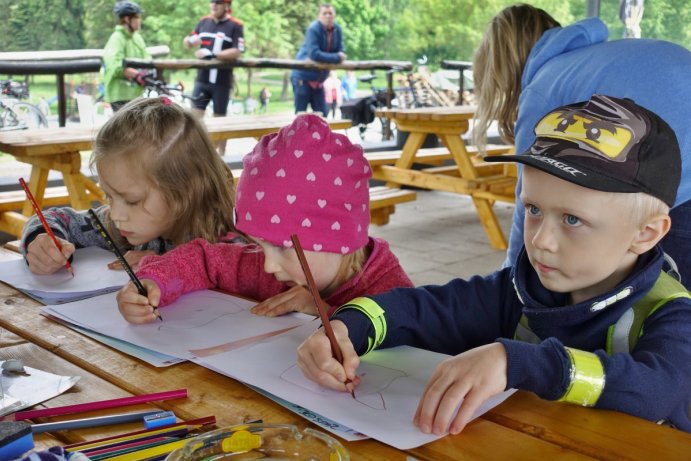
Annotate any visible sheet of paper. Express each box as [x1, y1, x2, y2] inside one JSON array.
[[246, 384, 369, 442], [44, 314, 185, 367], [0, 247, 128, 304], [44, 290, 313, 360], [196, 323, 516, 450], [0, 361, 80, 417]]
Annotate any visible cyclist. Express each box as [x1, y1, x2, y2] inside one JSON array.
[[103, 1, 151, 112], [183, 0, 245, 155]]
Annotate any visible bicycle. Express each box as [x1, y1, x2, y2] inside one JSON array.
[[0, 78, 49, 130], [140, 72, 195, 109]]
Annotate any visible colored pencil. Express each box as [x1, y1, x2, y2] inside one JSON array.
[[31, 409, 162, 434], [19, 177, 74, 277], [64, 416, 215, 451], [101, 437, 190, 461], [15, 388, 188, 421], [290, 234, 355, 398], [87, 208, 162, 321]]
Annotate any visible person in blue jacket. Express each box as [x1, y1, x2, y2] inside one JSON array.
[[297, 95, 691, 436], [471, 4, 691, 288], [291, 4, 347, 116]]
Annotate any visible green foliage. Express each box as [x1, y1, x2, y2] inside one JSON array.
[[7, 0, 85, 51], [332, 0, 388, 60]]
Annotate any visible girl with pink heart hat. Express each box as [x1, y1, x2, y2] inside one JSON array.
[[117, 114, 412, 323]]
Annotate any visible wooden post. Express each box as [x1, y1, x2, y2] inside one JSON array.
[[57, 73, 66, 127]]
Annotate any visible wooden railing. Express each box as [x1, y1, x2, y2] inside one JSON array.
[[125, 57, 413, 108], [0, 47, 170, 127]]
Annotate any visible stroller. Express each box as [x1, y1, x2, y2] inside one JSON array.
[[339, 74, 389, 140]]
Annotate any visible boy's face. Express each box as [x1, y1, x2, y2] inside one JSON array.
[[254, 239, 343, 292], [521, 167, 641, 304], [99, 160, 171, 246]]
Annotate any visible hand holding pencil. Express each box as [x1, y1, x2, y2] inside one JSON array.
[[116, 279, 164, 324], [291, 234, 359, 396], [297, 319, 361, 393], [19, 178, 75, 276]]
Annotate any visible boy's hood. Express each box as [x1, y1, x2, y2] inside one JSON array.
[[522, 17, 609, 89]]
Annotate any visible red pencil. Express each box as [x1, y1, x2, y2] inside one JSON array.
[[19, 177, 74, 277], [291, 234, 355, 398]]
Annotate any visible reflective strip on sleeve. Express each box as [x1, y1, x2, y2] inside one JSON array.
[[558, 347, 605, 407], [334, 297, 387, 355]]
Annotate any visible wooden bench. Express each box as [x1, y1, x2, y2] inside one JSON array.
[[0, 186, 103, 213], [368, 186, 416, 225], [366, 144, 513, 180], [231, 170, 415, 226]]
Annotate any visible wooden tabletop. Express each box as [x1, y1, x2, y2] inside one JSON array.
[[0, 114, 352, 157], [1, 247, 689, 459], [376, 105, 476, 122]]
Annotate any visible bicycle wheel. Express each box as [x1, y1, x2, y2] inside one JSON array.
[[10, 102, 49, 128], [0, 102, 20, 129]]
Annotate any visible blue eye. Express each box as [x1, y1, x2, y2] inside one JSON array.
[[525, 204, 541, 217], [564, 214, 582, 227]]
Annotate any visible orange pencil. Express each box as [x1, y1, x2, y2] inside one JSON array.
[[19, 177, 74, 277], [291, 233, 355, 398]]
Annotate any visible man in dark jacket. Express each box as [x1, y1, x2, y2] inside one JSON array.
[[291, 4, 346, 116]]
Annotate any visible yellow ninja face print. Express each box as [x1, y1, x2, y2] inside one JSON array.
[[484, 94, 681, 207], [534, 101, 646, 162]]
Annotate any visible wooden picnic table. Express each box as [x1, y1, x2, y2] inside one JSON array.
[[375, 105, 515, 249], [1, 246, 689, 459], [0, 115, 350, 238]]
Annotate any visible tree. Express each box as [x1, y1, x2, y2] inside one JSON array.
[[7, 0, 85, 51], [332, 0, 389, 60]]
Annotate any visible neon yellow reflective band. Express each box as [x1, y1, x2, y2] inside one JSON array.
[[334, 297, 387, 355], [558, 347, 605, 407]]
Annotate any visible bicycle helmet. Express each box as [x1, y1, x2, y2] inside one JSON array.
[[113, 1, 142, 18]]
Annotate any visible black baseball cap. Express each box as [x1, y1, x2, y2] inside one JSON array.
[[485, 94, 681, 207]]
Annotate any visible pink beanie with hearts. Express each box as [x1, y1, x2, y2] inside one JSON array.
[[235, 114, 371, 254]]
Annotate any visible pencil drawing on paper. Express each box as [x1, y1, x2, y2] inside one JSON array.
[[280, 362, 408, 410], [157, 294, 245, 331]]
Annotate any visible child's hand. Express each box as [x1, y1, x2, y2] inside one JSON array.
[[414, 342, 507, 436], [116, 279, 162, 324], [107, 250, 156, 271], [25, 234, 75, 275], [297, 320, 360, 392], [251, 285, 318, 317]]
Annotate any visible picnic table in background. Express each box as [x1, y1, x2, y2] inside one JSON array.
[[0, 115, 350, 238], [374, 105, 515, 249]]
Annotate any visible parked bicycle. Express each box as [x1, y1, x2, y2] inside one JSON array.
[[0, 78, 49, 130], [140, 72, 195, 108]]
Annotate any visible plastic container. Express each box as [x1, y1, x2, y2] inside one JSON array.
[[165, 423, 349, 460]]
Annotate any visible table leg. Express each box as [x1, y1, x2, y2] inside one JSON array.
[[22, 166, 49, 216], [442, 134, 508, 250], [60, 152, 92, 210], [84, 176, 106, 202], [387, 131, 427, 188]]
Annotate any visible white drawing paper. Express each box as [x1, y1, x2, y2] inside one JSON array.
[[196, 322, 516, 450], [43, 290, 313, 360], [0, 361, 80, 416], [0, 247, 128, 304]]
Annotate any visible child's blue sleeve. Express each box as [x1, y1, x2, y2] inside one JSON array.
[[20, 205, 111, 256], [334, 268, 520, 355]]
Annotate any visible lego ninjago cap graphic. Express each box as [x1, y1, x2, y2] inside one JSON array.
[[485, 94, 681, 207]]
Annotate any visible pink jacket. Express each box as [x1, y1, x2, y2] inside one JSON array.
[[136, 235, 413, 316]]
